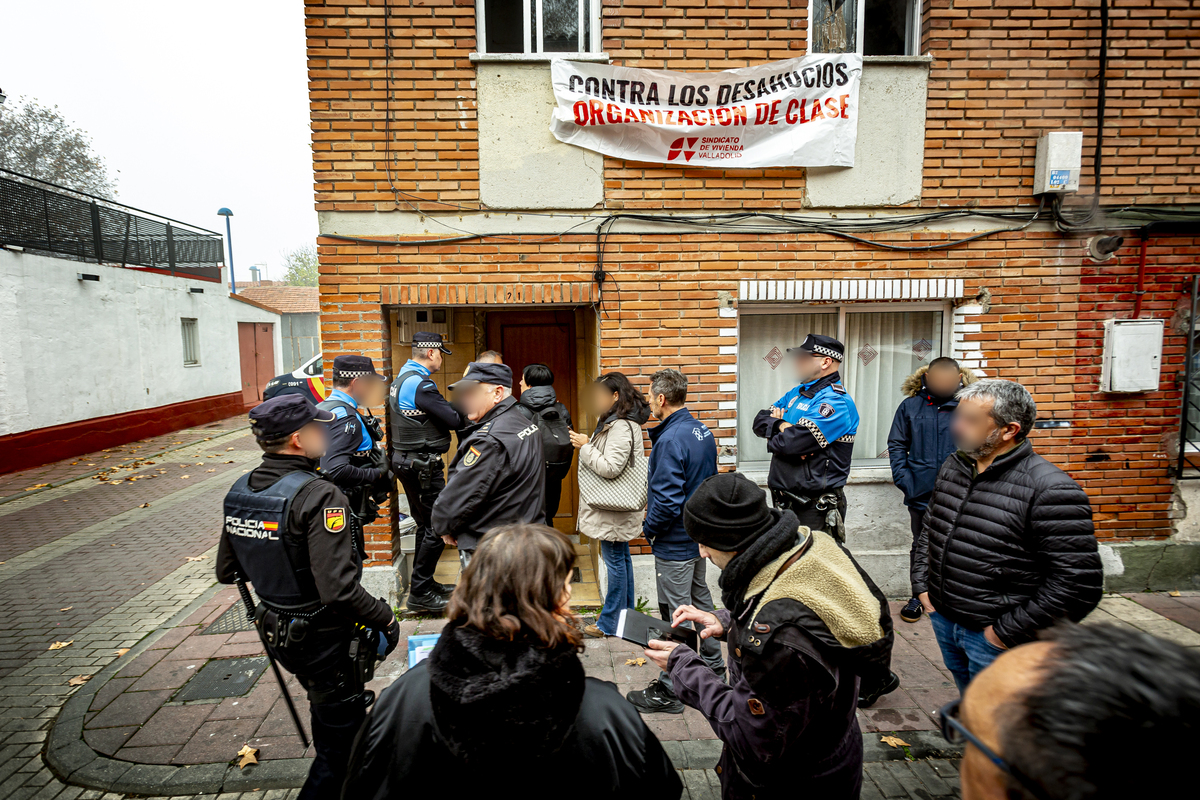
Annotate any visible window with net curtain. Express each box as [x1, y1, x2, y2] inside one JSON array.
[[737, 308, 944, 465]]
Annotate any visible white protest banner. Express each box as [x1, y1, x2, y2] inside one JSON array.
[[549, 54, 862, 169]]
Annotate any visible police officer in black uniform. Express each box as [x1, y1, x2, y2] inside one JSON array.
[[431, 362, 545, 569], [217, 395, 400, 800], [388, 333, 464, 613], [316, 355, 392, 557], [752, 334, 861, 542]]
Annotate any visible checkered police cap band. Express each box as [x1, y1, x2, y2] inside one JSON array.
[[335, 369, 373, 378], [811, 344, 843, 361], [413, 341, 441, 349]]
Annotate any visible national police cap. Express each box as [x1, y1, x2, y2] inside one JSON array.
[[449, 361, 513, 390], [332, 354, 386, 381], [788, 333, 845, 362], [413, 331, 452, 355], [249, 394, 335, 438]]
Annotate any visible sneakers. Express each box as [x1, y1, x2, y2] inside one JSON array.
[[858, 671, 901, 709], [900, 597, 924, 623], [405, 591, 448, 614], [626, 679, 685, 714]]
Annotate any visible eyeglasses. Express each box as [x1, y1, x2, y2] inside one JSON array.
[[937, 699, 1054, 800]]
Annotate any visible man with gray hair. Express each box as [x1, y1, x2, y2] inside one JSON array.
[[912, 378, 1102, 693], [626, 368, 724, 714]]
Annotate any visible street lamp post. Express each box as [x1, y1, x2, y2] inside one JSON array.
[[217, 208, 235, 294]]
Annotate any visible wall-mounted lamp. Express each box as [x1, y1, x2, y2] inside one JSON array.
[[77, 273, 100, 282]]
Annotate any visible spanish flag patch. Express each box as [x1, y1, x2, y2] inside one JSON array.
[[463, 446, 482, 467], [323, 508, 346, 533]]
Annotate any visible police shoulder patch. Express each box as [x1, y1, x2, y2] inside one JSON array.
[[819, 402, 835, 418], [463, 446, 482, 467], [323, 508, 346, 533]]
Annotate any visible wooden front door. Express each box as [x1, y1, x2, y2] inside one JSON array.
[[238, 322, 275, 406], [486, 310, 578, 530]]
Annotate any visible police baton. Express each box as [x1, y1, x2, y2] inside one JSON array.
[[235, 576, 311, 749]]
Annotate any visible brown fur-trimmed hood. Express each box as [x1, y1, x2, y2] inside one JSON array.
[[900, 364, 978, 398]]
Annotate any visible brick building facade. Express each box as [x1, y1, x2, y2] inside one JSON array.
[[305, 0, 1200, 598]]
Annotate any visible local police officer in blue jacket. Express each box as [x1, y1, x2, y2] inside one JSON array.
[[217, 395, 400, 800], [316, 355, 392, 558], [753, 334, 859, 542], [626, 369, 724, 714], [388, 333, 464, 614]]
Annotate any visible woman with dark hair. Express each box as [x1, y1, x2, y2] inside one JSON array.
[[569, 372, 652, 638], [343, 524, 680, 798]]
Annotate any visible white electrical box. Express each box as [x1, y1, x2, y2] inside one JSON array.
[[1033, 131, 1083, 194], [1099, 319, 1163, 393], [395, 308, 455, 344]]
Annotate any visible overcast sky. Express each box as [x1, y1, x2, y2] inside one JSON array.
[[0, 0, 315, 281]]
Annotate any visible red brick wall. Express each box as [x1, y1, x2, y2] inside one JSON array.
[[306, 0, 1200, 211], [321, 230, 1200, 563]]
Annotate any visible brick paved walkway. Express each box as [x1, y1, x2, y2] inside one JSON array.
[[1, 422, 1198, 800]]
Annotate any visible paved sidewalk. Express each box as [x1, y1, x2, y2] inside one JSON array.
[[1, 423, 1198, 800]]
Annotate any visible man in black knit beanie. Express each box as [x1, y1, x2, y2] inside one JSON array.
[[641, 472, 897, 800]]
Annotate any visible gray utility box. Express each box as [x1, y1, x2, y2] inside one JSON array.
[[1099, 319, 1163, 393], [1033, 131, 1083, 194]]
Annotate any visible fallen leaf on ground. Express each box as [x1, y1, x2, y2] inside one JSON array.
[[140, 503, 150, 508], [115, 648, 130, 657], [24, 483, 50, 491], [144, 461, 155, 465], [59, 606, 73, 612], [195, 463, 204, 466], [181, 475, 190, 479], [206, 469, 216, 473], [48, 640, 73, 651], [625, 658, 647, 667], [880, 736, 911, 749], [186, 555, 207, 562], [236, 744, 259, 769], [1169, 590, 1181, 597], [68, 675, 91, 687], [227, 447, 235, 451], [225, 460, 235, 464]]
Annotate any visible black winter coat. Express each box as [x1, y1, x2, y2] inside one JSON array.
[[343, 622, 681, 799], [887, 368, 973, 510], [912, 440, 1103, 646], [430, 396, 546, 550]]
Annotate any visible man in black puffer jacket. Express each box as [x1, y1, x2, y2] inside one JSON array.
[[912, 379, 1102, 693]]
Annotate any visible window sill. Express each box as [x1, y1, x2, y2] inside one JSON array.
[[184, 363, 202, 368], [862, 55, 934, 66], [469, 52, 611, 64]]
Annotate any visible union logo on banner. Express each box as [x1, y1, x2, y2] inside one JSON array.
[[764, 346, 784, 370]]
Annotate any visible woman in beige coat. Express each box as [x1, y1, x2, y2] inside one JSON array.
[[569, 373, 651, 638]]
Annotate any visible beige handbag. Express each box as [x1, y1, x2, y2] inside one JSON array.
[[578, 424, 648, 512]]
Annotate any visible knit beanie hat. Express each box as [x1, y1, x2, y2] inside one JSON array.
[[683, 472, 780, 552]]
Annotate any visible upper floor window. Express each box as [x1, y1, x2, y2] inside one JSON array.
[[810, 0, 922, 56], [477, 0, 602, 56], [737, 302, 950, 468], [181, 318, 200, 366]]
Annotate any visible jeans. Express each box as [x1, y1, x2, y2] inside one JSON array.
[[596, 540, 635, 636], [929, 611, 1006, 694], [908, 506, 925, 599], [393, 453, 446, 596], [654, 556, 725, 694]]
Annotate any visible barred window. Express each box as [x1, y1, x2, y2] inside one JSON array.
[[181, 318, 200, 366], [477, 0, 601, 55], [810, 0, 923, 56]]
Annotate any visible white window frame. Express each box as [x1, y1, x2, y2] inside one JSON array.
[[181, 317, 200, 367], [474, 0, 602, 59], [736, 300, 953, 472], [806, 0, 923, 56]]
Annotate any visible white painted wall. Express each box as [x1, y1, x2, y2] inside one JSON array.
[[0, 249, 281, 436]]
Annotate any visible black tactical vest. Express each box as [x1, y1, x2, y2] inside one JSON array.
[[223, 470, 322, 611], [388, 368, 452, 454]]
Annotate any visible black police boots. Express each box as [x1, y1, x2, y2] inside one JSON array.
[[433, 582, 456, 597], [405, 590, 448, 614]]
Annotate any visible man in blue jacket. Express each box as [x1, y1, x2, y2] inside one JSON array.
[[627, 368, 723, 714], [887, 356, 973, 623]]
